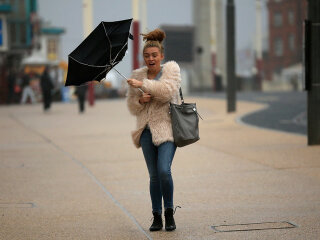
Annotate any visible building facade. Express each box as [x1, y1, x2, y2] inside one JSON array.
[[264, 0, 308, 81], [0, 0, 64, 104]]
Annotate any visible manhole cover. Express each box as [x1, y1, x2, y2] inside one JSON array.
[[212, 221, 297, 232], [0, 203, 35, 208]]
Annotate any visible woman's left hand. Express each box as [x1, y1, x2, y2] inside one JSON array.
[[127, 78, 143, 88]]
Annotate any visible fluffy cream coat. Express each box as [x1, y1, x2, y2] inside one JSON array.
[[127, 61, 181, 148]]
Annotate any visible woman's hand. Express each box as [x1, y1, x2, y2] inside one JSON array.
[[127, 78, 143, 88], [139, 93, 152, 104]]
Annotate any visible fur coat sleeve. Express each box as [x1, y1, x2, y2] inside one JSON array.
[[126, 76, 145, 116]]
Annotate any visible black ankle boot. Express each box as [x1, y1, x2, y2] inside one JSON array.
[[164, 208, 176, 231], [165, 206, 181, 231], [149, 212, 163, 231]]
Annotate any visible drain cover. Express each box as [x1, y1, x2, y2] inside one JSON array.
[[212, 221, 297, 232], [0, 203, 35, 208]]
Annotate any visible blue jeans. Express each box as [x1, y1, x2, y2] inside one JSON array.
[[140, 128, 177, 214]]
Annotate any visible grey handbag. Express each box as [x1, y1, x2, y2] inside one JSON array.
[[169, 88, 202, 147]]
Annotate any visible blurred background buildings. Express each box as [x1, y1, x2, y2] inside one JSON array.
[[0, 0, 309, 104], [263, 0, 308, 91], [0, 0, 65, 104]]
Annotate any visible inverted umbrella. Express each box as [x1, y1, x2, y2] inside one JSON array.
[[65, 18, 133, 87]]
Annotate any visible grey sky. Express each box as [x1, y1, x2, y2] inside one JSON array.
[[38, 0, 267, 77]]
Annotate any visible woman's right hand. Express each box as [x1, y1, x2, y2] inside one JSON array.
[[139, 93, 152, 104]]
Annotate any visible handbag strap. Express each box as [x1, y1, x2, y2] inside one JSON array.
[[177, 87, 203, 120], [179, 87, 184, 104]]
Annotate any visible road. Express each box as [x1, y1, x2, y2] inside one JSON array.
[[193, 91, 307, 135]]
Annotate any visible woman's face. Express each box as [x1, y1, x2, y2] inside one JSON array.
[[143, 47, 164, 72]]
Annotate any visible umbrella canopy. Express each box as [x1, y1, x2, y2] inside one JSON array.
[[65, 18, 133, 86]]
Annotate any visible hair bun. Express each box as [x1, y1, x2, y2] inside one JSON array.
[[141, 28, 166, 43]]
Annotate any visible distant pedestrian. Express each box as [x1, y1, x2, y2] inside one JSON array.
[[75, 85, 88, 113], [127, 28, 181, 232], [20, 71, 36, 104], [40, 66, 54, 112], [6, 68, 16, 104]]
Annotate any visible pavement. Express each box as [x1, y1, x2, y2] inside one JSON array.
[[1, 97, 320, 240]]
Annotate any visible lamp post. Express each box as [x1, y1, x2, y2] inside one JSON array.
[[226, 0, 236, 112], [255, 0, 263, 91], [306, 0, 320, 145], [216, 0, 226, 91], [83, 0, 94, 106], [132, 0, 140, 70], [141, 0, 147, 34], [210, 0, 217, 91]]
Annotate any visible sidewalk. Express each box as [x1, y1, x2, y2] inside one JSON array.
[[0, 98, 319, 240]]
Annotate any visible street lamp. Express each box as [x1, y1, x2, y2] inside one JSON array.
[[255, 0, 263, 91], [132, 0, 140, 70], [226, 0, 236, 112], [306, 0, 320, 145], [83, 0, 95, 106]]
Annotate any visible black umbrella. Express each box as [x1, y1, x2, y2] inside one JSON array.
[[65, 18, 133, 87]]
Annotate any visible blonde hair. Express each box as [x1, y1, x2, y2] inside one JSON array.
[[141, 28, 166, 54]]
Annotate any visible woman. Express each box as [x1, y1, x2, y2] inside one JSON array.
[[127, 29, 181, 231]]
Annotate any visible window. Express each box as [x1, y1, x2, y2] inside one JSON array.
[[274, 12, 282, 27], [20, 22, 26, 44], [274, 38, 283, 57], [288, 10, 294, 25], [289, 34, 295, 51], [9, 22, 16, 45], [47, 38, 57, 60]]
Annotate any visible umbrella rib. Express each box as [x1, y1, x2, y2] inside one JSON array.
[[113, 67, 144, 93], [111, 28, 131, 65], [111, 42, 128, 65], [101, 22, 130, 66], [93, 67, 109, 82], [102, 23, 112, 65], [69, 56, 109, 68]]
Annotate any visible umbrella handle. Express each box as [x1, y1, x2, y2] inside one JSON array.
[[114, 68, 144, 93]]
